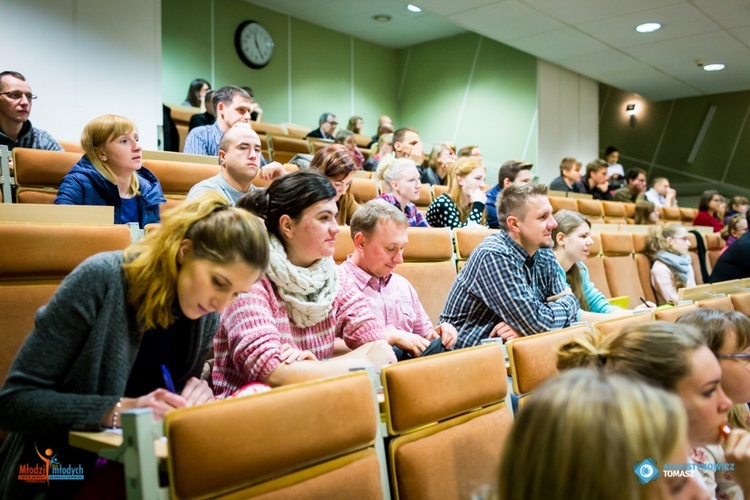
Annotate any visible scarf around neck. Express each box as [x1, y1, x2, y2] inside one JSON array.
[[265, 235, 339, 328], [655, 250, 691, 284]]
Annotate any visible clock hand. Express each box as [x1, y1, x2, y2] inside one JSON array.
[[254, 35, 261, 54]]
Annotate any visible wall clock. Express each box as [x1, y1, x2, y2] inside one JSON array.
[[235, 20, 274, 69]]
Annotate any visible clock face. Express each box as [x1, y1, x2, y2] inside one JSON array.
[[235, 21, 274, 69]]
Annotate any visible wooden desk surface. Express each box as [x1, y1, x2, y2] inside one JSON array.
[[69, 430, 167, 459]]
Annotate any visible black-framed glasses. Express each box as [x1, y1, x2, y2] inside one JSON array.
[[717, 353, 750, 360], [0, 91, 37, 101]]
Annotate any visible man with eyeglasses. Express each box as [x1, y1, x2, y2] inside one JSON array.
[[0, 71, 62, 160], [305, 112, 337, 140]]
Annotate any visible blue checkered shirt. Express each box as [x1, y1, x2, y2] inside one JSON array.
[[440, 230, 578, 347]]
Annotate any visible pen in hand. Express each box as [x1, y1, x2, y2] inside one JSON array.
[[161, 364, 176, 393]]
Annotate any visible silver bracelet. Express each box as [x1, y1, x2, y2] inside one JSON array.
[[111, 399, 123, 428]]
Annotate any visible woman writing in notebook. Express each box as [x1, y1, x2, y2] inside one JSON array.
[[0, 193, 268, 497]]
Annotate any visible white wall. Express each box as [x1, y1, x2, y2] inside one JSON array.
[[3, 0, 162, 149], [537, 60, 599, 184]]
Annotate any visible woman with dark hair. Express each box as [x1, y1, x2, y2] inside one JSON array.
[[335, 129, 364, 169], [182, 78, 211, 109], [693, 190, 725, 232], [212, 171, 395, 394], [310, 144, 359, 225], [0, 193, 268, 497], [346, 115, 363, 135]]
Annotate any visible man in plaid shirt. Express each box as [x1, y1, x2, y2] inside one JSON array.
[[440, 182, 579, 348]]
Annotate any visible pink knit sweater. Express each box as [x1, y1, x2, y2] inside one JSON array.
[[212, 268, 384, 397]]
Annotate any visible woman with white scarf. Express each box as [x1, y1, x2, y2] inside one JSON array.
[[212, 171, 396, 395], [647, 223, 696, 305]]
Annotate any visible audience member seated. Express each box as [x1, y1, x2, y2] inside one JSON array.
[[720, 213, 748, 250], [392, 127, 424, 173], [693, 190, 725, 232], [552, 210, 653, 321], [240, 86, 263, 122], [677, 309, 750, 499], [305, 112, 337, 140], [548, 157, 584, 194], [580, 159, 612, 200], [310, 144, 358, 225], [421, 141, 455, 185], [644, 176, 677, 207], [375, 158, 429, 227], [188, 90, 215, 131], [346, 115, 363, 135], [334, 129, 364, 169], [457, 144, 482, 160], [186, 125, 285, 205], [711, 230, 750, 282], [559, 322, 747, 499], [369, 115, 393, 147], [363, 132, 392, 172], [498, 369, 703, 500], [485, 159, 533, 229], [0, 70, 62, 167], [612, 167, 647, 203], [646, 223, 696, 305], [181, 78, 210, 110], [339, 201, 457, 359], [604, 145, 625, 190], [441, 183, 579, 346], [184, 86, 256, 157], [634, 199, 660, 225], [426, 157, 486, 229], [0, 194, 268, 498], [724, 196, 748, 226], [54, 114, 165, 228], [212, 171, 396, 393]]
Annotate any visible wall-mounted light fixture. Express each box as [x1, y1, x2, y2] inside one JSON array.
[[626, 104, 637, 116]]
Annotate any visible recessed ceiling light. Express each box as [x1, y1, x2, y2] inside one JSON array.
[[635, 22, 661, 33], [703, 63, 726, 72], [372, 14, 392, 22], [407, 4, 422, 13]]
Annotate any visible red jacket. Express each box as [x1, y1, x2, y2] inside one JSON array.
[[692, 210, 723, 232]]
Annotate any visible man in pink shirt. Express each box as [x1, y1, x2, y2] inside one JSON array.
[[339, 200, 457, 358]]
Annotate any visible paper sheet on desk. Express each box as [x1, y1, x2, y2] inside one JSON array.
[[105, 428, 123, 435]]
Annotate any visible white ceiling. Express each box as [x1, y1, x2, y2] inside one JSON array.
[[245, 0, 750, 101]]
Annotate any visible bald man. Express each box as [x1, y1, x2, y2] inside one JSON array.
[[186, 125, 285, 205]]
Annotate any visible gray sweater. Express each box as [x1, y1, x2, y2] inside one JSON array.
[[0, 251, 219, 497]]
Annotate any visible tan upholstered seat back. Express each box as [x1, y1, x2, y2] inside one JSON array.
[[653, 304, 698, 322], [576, 199, 604, 223], [549, 196, 577, 213], [731, 292, 750, 316], [382, 345, 511, 500], [585, 232, 611, 298], [697, 296, 735, 312], [270, 136, 311, 164], [601, 232, 645, 307], [602, 201, 628, 224], [382, 344, 506, 434], [593, 313, 652, 336], [349, 178, 379, 203], [166, 373, 380, 500], [507, 324, 590, 395], [394, 262, 456, 325], [631, 232, 657, 304]]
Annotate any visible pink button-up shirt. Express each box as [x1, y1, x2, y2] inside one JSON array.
[[339, 257, 433, 337]]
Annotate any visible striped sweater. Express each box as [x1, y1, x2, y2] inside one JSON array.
[[212, 268, 384, 397]]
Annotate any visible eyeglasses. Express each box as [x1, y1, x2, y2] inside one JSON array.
[[0, 91, 37, 101], [327, 121, 338, 126], [671, 236, 690, 242], [717, 353, 750, 360]]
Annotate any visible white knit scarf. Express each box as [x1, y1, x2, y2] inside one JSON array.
[[265, 235, 339, 327]]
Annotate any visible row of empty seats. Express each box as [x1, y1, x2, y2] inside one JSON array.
[[549, 195, 699, 225]]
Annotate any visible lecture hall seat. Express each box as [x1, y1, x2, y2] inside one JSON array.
[[381, 345, 513, 500], [166, 372, 384, 499]]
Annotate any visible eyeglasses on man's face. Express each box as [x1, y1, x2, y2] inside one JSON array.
[[0, 91, 37, 101], [717, 353, 750, 361]]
